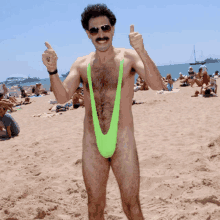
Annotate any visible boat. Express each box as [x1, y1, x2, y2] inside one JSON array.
[[3, 76, 41, 86], [21, 76, 41, 83], [189, 45, 206, 65], [204, 58, 220, 64], [61, 71, 70, 78], [4, 77, 26, 86]]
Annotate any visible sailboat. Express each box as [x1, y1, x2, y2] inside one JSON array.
[[189, 45, 206, 65]]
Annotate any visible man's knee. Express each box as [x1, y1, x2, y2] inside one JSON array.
[[122, 195, 141, 212], [88, 197, 106, 216]]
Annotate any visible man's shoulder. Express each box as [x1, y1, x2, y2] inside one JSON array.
[[74, 52, 94, 67], [123, 48, 139, 61]]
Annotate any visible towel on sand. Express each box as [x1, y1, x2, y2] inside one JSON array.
[[157, 89, 180, 94]]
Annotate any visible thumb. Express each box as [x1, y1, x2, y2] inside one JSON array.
[[130, 24, 134, 33], [45, 41, 53, 50]]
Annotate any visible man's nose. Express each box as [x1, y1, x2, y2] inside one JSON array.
[[98, 29, 105, 38]]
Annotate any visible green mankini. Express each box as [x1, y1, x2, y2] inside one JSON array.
[[87, 59, 124, 158]]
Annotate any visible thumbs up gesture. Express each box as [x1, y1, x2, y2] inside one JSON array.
[[129, 25, 144, 54], [42, 42, 58, 72]]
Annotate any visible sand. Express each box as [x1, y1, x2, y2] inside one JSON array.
[[0, 80, 220, 220]]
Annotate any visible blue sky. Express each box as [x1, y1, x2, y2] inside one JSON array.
[[1, 0, 220, 82]]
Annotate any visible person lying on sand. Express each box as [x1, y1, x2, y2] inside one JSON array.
[[0, 104, 20, 139], [0, 93, 15, 112], [200, 79, 217, 96], [132, 99, 144, 105], [191, 90, 200, 97], [0, 93, 32, 108], [180, 76, 192, 86]]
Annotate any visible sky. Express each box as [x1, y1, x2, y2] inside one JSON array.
[[1, 0, 220, 82]]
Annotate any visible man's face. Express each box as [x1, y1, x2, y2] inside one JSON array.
[[86, 16, 115, 52]]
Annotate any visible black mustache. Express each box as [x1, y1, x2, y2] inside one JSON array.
[[96, 37, 109, 42]]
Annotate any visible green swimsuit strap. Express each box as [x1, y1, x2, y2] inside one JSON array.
[[87, 59, 124, 158]]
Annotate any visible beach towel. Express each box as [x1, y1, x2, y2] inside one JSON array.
[[49, 99, 58, 104], [29, 95, 42, 98], [157, 89, 180, 94]]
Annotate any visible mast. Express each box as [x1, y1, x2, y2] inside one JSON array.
[[194, 45, 196, 63]]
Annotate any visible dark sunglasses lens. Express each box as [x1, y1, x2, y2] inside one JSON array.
[[102, 25, 111, 32], [89, 27, 99, 35]]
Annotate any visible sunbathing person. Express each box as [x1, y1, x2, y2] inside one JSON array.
[[191, 71, 210, 87], [0, 104, 20, 139], [191, 90, 200, 97], [137, 76, 149, 91], [214, 71, 219, 79], [72, 87, 84, 109], [201, 78, 217, 95], [178, 73, 185, 80], [35, 83, 48, 96], [190, 67, 203, 86], [188, 66, 196, 79], [2, 84, 10, 99], [132, 99, 144, 105]]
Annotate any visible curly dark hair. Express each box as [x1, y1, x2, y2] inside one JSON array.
[[81, 4, 116, 31]]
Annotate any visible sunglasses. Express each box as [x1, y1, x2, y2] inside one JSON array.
[[89, 25, 111, 36]]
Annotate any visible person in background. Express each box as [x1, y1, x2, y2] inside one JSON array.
[[0, 104, 20, 139], [191, 71, 210, 87], [35, 83, 48, 96], [72, 87, 84, 109], [165, 73, 173, 91], [2, 84, 9, 99], [178, 72, 185, 80], [214, 71, 219, 79], [188, 66, 196, 79], [136, 76, 149, 90]]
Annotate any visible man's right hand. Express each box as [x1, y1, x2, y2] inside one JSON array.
[[42, 42, 58, 72]]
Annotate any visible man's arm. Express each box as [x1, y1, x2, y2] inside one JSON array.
[[128, 49, 167, 90], [49, 58, 81, 104], [42, 42, 81, 104]]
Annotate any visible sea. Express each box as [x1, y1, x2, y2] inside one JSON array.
[[6, 62, 220, 91]]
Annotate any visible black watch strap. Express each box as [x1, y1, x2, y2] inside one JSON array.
[[48, 69, 58, 75]]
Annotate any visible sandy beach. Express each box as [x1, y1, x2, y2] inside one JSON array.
[[1, 79, 220, 220]]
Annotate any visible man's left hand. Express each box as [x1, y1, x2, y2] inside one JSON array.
[[129, 24, 145, 55]]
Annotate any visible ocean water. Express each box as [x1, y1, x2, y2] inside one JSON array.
[[15, 62, 220, 91]]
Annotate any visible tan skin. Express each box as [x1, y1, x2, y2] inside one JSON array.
[[166, 74, 173, 86], [0, 106, 11, 138], [43, 15, 165, 220], [72, 88, 84, 107]]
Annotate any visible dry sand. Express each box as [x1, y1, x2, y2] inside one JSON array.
[[0, 80, 220, 220]]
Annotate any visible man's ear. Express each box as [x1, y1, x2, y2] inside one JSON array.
[[112, 26, 115, 36]]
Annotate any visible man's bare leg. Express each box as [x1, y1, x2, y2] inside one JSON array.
[[110, 128, 144, 220], [82, 133, 111, 220]]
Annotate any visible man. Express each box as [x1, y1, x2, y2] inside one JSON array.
[[42, 4, 166, 219], [0, 104, 20, 139]]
